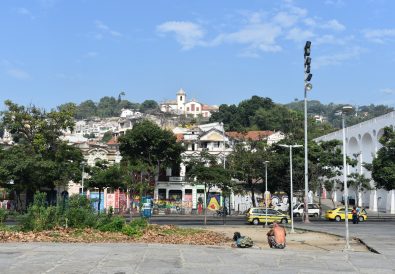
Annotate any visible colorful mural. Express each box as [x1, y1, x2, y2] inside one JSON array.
[[90, 192, 105, 212], [206, 193, 220, 211]]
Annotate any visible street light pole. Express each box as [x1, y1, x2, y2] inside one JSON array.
[[304, 41, 313, 223], [264, 161, 269, 228], [341, 105, 353, 250], [279, 144, 302, 233]]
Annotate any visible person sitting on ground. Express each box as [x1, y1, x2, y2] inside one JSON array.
[[267, 222, 286, 249]]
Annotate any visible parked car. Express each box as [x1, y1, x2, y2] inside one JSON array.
[[293, 203, 320, 217], [325, 207, 368, 222], [245, 207, 291, 225]]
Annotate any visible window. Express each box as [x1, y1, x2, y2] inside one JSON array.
[[169, 190, 182, 201], [187, 107, 190, 111], [191, 104, 195, 111], [196, 107, 199, 111], [180, 96, 183, 101], [158, 189, 166, 200]]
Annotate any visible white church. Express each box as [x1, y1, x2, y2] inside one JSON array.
[[160, 89, 219, 118]]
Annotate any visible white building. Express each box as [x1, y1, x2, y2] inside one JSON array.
[[315, 111, 395, 214], [160, 88, 219, 118]]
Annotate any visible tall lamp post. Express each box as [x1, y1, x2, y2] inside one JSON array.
[[279, 144, 302, 233], [304, 41, 313, 223], [263, 160, 270, 228], [340, 105, 353, 250]]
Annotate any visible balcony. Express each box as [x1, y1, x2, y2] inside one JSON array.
[[157, 175, 185, 182]]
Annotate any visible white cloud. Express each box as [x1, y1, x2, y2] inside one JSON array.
[[94, 20, 122, 39], [363, 29, 395, 43], [7, 68, 31, 80], [304, 18, 316, 27], [322, 19, 345, 31], [213, 23, 283, 52], [157, 21, 205, 50], [324, 0, 345, 6], [38, 0, 59, 8], [315, 34, 354, 45], [84, 52, 98, 58], [273, 12, 299, 28], [17, 8, 35, 19], [381, 88, 395, 95], [315, 47, 364, 68], [286, 28, 314, 42]]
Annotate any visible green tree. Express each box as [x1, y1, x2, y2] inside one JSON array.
[[0, 100, 83, 209], [119, 120, 184, 199], [101, 131, 113, 143], [97, 96, 118, 117], [86, 161, 124, 213], [185, 151, 231, 224], [76, 100, 97, 119], [371, 126, 395, 190], [348, 172, 372, 205], [140, 100, 159, 113], [227, 141, 269, 207]]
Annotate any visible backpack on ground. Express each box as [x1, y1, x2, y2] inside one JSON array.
[[233, 231, 253, 248]]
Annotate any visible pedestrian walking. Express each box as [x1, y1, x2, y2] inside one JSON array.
[[351, 206, 358, 224]]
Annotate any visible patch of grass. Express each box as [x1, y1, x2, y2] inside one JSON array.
[[162, 227, 202, 236], [71, 228, 84, 237]]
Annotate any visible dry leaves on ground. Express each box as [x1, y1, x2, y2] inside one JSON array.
[[0, 225, 232, 246]]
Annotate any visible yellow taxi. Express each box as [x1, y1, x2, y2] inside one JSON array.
[[325, 207, 368, 222], [246, 207, 291, 225]]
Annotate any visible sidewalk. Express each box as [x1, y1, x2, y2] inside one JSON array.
[[293, 221, 395, 258], [1, 242, 393, 273]]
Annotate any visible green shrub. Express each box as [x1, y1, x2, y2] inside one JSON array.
[[121, 217, 148, 237], [20, 192, 57, 231], [0, 208, 7, 224], [96, 215, 125, 232], [129, 217, 148, 229], [122, 225, 143, 237], [64, 195, 97, 228]]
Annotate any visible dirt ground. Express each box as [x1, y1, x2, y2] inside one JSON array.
[[203, 225, 369, 252]]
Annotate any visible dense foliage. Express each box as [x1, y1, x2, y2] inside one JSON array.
[[209, 96, 334, 139], [119, 120, 184, 207], [372, 127, 395, 190], [59, 94, 159, 119], [19, 192, 148, 236], [286, 100, 393, 129], [185, 151, 231, 224], [0, 100, 83, 210]]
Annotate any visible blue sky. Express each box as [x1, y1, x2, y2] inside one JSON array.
[[1, 0, 395, 110]]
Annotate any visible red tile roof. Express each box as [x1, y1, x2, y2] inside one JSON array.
[[107, 136, 118, 145], [226, 130, 273, 141], [202, 104, 219, 111], [175, 133, 184, 142]]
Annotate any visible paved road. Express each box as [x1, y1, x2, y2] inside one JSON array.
[[146, 214, 395, 226], [1, 242, 394, 274]]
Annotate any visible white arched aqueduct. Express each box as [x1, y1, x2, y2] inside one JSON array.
[[315, 111, 395, 214]]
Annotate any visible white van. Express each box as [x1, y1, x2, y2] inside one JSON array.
[[293, 203, 320, 217]]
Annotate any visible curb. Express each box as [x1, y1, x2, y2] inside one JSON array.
[[292, 226, 380, 254]]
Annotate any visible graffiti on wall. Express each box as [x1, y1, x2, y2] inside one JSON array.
[[206, 193, 220, 211]]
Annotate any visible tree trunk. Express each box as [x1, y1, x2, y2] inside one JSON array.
[[204, 185, 207, 225], [250, 183, 256, 207]]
